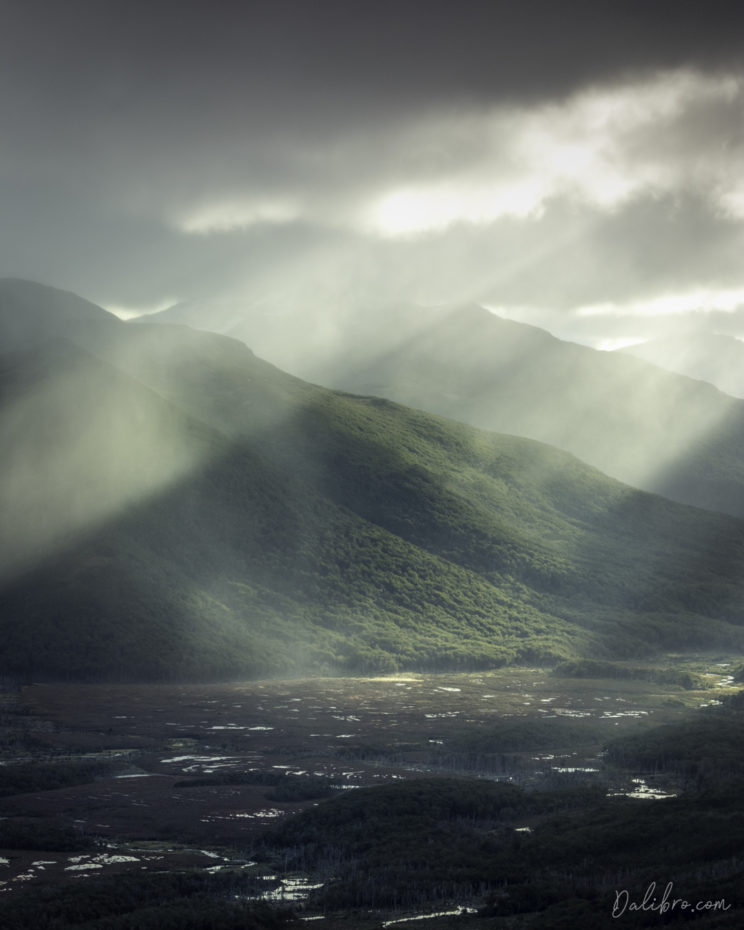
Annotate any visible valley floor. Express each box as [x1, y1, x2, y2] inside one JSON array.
[[1, 660, 742, 928]]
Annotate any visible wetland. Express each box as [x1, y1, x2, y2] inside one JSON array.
[[1, 658, 743, 928]]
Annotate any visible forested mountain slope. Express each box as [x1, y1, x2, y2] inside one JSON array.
[[2, 280, 744, 680], [152, 297, 744, 518]]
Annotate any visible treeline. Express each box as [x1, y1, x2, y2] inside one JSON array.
[[0, 818, 94, 852], [174, 769, 338, 802], [605, 694, 744, 790], [0, 759, 120, 798], [255, 775, 744, 924], [0, 870, 294, 930], [257, 779, 602, 909], [552, 657, 712, 689]]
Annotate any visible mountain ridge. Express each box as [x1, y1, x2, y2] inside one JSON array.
[[0, 278, 120, 351], [2, 279, 744, 681], [622, 331, 744, 399], [145, 294, 744, 518]]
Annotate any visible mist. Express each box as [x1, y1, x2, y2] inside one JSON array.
[[0, 0, 742, 363], [3, 6, 744, 925], [0, 338, 215, 584]]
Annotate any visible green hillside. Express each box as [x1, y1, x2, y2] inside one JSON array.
[[2, 281, 744, 680], [270, 303, 744, 519]]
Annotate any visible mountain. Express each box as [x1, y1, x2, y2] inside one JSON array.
[[3, 279, 744, 681], [148, 300, 744, 519], [622, 331, 744, 399], [0, 278, 120, 350]]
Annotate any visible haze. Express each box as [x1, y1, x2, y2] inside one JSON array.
[[1, 0, 743, 359]]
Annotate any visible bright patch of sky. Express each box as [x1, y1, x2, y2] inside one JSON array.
[[106, 297, 180, 321], [576, 287, 744, 319], [163, 68, 742, 250], [595, 337, 648, 352], [367, 179, 546, 237], [177, 198, 302, 235], [360, 69, 742, 239], [1, 0, 743, 352]]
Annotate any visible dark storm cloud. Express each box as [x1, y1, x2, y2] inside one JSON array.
[[4, 0, 744, 158], [1, 0, 743, 337], [6, 0, 744, 110]]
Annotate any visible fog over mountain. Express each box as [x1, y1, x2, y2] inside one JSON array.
[[2, 1, 744, 675], [4, 278, 744, 681], [3, 10, 744, 919], [1, 1, 743, 360], [622, 331, 744, 399], [148, 297, 744, 520]]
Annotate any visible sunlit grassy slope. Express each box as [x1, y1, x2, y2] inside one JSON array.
[[2, 281, 744, 680], [291, 304, 744, 518]]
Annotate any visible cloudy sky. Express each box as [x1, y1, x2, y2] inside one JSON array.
[[2, 0, 743, 348]]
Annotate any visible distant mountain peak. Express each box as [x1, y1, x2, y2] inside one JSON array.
[[622, 329, 744, 399]]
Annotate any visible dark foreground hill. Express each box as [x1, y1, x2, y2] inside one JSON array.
[[153, 298, 744, 518], [2, 280, 744, 680]]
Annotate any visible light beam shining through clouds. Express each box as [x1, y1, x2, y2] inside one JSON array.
[[1, 2, 743, 414], [0, 0, 741, 346], [361, 69, 743, 241], [4, 0, 744, 704]]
